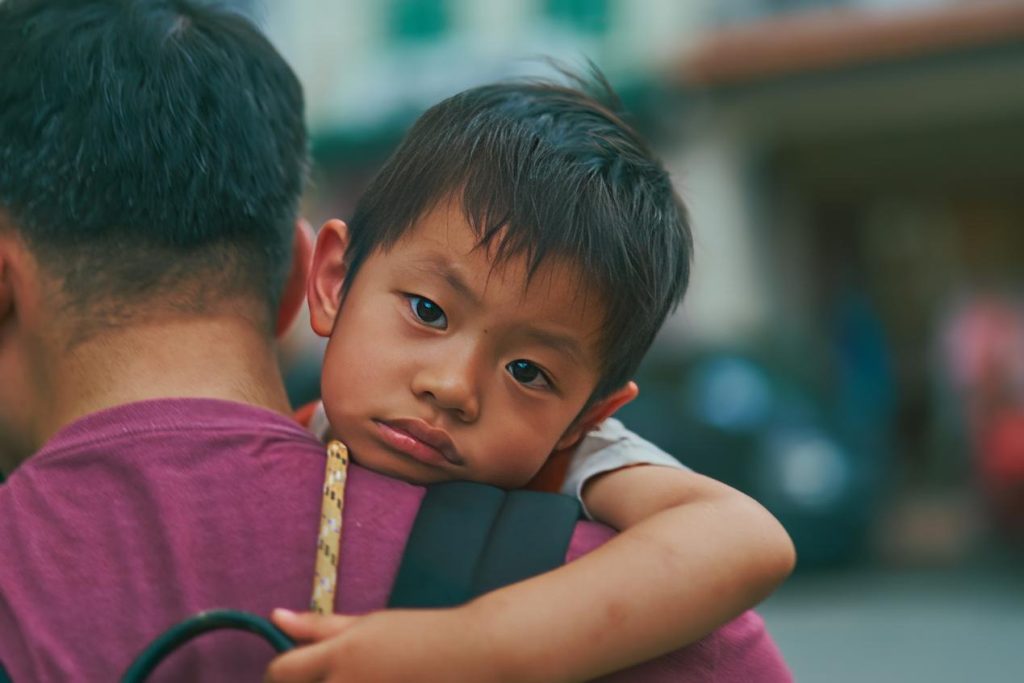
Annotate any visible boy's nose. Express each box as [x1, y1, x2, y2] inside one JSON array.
[[411, 351, 481, 423]]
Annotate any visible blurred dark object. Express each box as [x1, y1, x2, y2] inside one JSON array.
[[278, 306, 328, 410], [619, 348, 889, 568], [283, 352, 323, 409]]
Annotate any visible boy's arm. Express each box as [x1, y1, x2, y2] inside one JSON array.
[[467, 464, 795, 681], [555, 464, 795, 664], [267, 464, 795, 683]]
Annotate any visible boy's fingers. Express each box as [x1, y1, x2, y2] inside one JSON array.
[[271, 608, 356, 642], [264, 639, 333, 683]]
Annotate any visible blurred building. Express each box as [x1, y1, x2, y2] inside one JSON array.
[[664, 0, 1024, 566], [257, 0, 707, 131], [671, 0, 1024, 477]]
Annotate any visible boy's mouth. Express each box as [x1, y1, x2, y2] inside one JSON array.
[[373, 418, 465, 468]]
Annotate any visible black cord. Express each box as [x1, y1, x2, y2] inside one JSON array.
[[121, 609, 294, 683]]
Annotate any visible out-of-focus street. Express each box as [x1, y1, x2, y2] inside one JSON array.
[[761, 549, 1024, 682]]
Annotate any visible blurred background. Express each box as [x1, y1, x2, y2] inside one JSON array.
[[241, 0, 1024, 679]]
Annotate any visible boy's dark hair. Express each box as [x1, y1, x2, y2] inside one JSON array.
[[0, 0, 308, 334], [345, 68, 692, 402]]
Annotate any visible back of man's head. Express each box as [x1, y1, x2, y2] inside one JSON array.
[[0, 0, 308, 338]]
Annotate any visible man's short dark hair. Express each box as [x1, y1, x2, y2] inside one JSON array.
[[345, 68, 692, 402], [0, 0, 308, 334]]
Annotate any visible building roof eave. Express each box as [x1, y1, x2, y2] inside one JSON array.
[[678, 1, 1024, 88]]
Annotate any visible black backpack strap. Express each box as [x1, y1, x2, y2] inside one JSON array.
[[389, 482, 581, 608], [471, 489, 581, 597], [388, 482, 505, 608]]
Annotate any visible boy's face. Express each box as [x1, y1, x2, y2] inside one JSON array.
[[309, 202, 632, 487]]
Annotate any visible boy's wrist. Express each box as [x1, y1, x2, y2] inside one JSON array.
[[460, 594, 548, 683], [464, 590, 581, 683]]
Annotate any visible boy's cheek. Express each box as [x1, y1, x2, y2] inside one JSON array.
[[475, 434, 562, 489]]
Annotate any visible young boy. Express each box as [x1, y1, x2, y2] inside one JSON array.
[[266, 74, 795, 682]]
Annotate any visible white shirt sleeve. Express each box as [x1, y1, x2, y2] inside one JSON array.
[[562, 417, 688, 519]]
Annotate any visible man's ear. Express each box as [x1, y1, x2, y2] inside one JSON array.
[[0, 252, 12, 324], [307, 219, 351, 338], [0, 225, 12, 323], [275, 218, 315, 338], [0, 231, 42, 348], [554, 380, 639, 451], [0, 227, 29, 326]]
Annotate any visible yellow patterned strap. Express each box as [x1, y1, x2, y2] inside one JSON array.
[[310, 439, 349, 614]]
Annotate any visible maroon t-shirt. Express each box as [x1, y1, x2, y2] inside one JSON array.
[[0, 399, 790, 681]]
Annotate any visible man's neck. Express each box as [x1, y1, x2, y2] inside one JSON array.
[[37, 315, 292, 448]]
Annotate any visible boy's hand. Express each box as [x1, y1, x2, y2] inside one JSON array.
[[264, 606, 509, 683], [263, 609, 354, 683]]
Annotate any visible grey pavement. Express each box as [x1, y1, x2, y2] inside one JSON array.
[[758, 557, 1024, 682]]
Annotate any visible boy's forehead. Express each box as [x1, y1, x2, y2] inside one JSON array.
[[388, 202, 607, 358], [397, 202, 601, 309]]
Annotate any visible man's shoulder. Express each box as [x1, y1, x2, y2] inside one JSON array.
[[0, 400, 342, 681], [567, 517, 616, 561], [598, 608, 792, 682], [33, 398, 319, 456], [346, 461, 427, 503]]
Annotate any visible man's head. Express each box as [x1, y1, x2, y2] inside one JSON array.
[[308, 71, 691, 487], [0, 0, 307, 336], [0, 0, 308, 469]]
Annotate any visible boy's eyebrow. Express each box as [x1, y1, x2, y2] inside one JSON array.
[[412, 255, 482, 307], [521, 328, 588, 366]]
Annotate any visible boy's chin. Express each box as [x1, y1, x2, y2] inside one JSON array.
[[350, 448, 457, 487]]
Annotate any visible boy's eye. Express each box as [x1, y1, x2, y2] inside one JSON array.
[[407, 295, 447, 329], [506, 360, 551, 389]]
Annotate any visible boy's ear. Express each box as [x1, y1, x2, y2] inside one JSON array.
[[307, 219, 351, 338], [275, 218, 315, 338], [554, 381, 639, 452]]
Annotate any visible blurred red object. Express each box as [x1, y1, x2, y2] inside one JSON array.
[[939, 292, 1024, 541], [979, 410, 1024, 540]]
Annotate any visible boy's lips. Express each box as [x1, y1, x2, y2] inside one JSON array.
[[373, 418, 465, 468]]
